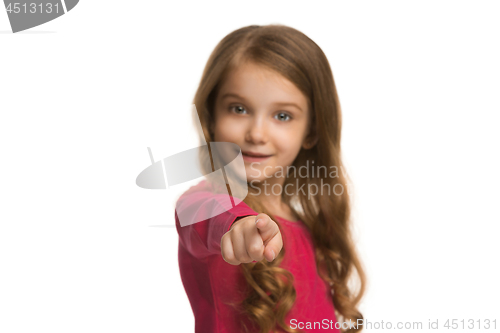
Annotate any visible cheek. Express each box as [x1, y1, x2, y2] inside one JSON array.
[[274, 133, 303, 156], [213, 118, 235, 142], [214, 116, 249, 144]]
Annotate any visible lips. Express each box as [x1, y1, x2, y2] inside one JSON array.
[[242, 151, 273, 157], [241, 151, 273, 162]]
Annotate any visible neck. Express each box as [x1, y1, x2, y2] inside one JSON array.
[[248, 176, 296, 221]]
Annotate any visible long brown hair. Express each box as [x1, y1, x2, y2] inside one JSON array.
[[193, 24, 366, 333]]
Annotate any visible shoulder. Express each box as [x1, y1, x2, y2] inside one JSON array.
[[178, 179, 230, 199], [176, 180, 213, 204]]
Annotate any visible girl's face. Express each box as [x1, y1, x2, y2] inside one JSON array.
[[213, 61, 312, 183]]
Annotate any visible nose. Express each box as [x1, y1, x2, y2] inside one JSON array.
[[245, 114, 268, 144]]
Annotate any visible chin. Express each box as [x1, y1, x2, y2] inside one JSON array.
[[246, 176, 266, 184]]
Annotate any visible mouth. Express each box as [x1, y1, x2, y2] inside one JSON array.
[[241, 151, 273, 162]]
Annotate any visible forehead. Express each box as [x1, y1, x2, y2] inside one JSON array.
[[217, 62, 309, 110]]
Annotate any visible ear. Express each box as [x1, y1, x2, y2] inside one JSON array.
[[302, 134, 318, 150], [208, 120, 215, 139], [302, 107, 317, 150]]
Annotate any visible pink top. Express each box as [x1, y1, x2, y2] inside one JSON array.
[[175, 180, 340, 333]]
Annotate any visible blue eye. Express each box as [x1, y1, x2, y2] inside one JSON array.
[[275, 112, 291, 122], [230, 106, 247, 114]]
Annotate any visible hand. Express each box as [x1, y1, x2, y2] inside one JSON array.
[[220, 213, 283, 265]]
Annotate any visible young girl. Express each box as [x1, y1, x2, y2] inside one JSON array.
[[175, 24, 366, 333]]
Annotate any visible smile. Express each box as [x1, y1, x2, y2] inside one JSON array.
[[241, 151, 273, 162]]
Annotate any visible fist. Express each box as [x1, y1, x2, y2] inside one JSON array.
[[220, 213, 283, 265]]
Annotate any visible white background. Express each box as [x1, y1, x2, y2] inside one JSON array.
[[1, 1, 499, 332]]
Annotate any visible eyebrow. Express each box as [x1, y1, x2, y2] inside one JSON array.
[[220, 92, 304, 112]]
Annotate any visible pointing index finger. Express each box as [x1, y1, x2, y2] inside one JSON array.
[[255, 214, 279, 246]]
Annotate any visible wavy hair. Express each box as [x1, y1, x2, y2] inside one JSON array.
[[193, 24, 366, 333]]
